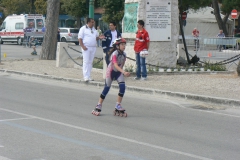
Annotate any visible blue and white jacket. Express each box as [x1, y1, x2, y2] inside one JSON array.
[[102, 30, 121, 53]]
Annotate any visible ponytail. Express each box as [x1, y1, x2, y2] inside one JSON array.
[[108, 46, 117, 57]]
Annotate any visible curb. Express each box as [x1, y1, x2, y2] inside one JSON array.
[[1, 69, 239, 107]]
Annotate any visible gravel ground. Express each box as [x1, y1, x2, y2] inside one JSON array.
[[0, 58, 239, 100]]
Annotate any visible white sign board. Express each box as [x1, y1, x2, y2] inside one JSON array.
[[145, 0, 171, 41]]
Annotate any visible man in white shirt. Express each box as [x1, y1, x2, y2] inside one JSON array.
[[78, 18, 100, 82], [102, 22, 121, 66]]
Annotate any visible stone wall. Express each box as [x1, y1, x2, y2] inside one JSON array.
[[122, 0, 179, 70]]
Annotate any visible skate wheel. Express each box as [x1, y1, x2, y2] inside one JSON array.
[[92, 110, 99, 116]]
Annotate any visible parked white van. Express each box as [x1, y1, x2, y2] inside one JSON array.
[[0, 14, 45, 45]]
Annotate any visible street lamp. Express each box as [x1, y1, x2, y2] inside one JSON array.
[[89, 0, 94, 18]]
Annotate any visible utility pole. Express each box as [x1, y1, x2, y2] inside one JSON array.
[[89, 0, 95, 18]]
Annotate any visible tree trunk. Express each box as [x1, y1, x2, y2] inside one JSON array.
[[40, 0, 60, 60], [238, 16, 240, 32], [212, 0, 228, 36], [76, 17, 81, 28]]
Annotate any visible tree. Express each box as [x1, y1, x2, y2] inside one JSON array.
[[217, 0, 240, 75], [34, 0, 47, 15], [61, 0, 88, 28], [178, 0, 212, 13], [211, 0, 240, 36], [221, 0, 240, 31], [178, 0, 212, 63], [211, 0, 229, 35], [99, 0, 124, 30], [1, 0, 30, 15], [40, 0, 60, 60]]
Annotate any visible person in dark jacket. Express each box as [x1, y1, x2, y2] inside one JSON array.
[[102, 22, 121, 66]]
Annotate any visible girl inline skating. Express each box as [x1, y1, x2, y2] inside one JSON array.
[[92, 38, 130, 116]]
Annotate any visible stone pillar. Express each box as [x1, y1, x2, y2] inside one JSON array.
[[56, 42, 69, 67], [122, 0, 179, 69]]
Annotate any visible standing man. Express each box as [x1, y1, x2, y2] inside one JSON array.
[[216, 29, 225, 51], [78, 18, 100, 82], [97, 26, 102, 47], [134, 20, 150, 81], [24, 22, 35, 33], [102, 22, 121, 66], [24, 22, 35, 43], [192, 28, 199, 51]]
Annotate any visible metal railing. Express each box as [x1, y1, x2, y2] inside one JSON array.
[[178, 35, 240, 69]]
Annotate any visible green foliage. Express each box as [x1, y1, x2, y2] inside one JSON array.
[[155, 63, 160, 71], [148, 65, 154, 73], [204, 61, 227, 71], [34, 0, 47, 15], [99, 0, 124, 26], [61, 0, 88, 18], [221, 0, 240, 14], [178, 0, 212, 12], [1, 0, 31, 15], [92, 58, 103, 69]]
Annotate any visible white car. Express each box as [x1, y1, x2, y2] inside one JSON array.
[[59, 28, 79, 45]]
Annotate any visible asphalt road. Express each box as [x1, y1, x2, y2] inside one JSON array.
[[0, 73, 240, 160]]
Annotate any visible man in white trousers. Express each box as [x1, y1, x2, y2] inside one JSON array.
[[78, 18, 100, 82]]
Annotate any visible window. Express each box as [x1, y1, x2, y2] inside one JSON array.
[[1, 22, 6, 29], [60, 29, 68, 33], [27, 19, 35, 28], [70, 29, 79, 33], [15, 22, 24, 30], [36, 19, 44, 29]]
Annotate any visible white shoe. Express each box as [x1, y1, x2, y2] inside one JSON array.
[[84, 78, 89, 82], [88, 78, 94, 81], [141, 77, 147, 80]]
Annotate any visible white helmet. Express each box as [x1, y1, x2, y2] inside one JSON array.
[[112, 38, 126, 46]]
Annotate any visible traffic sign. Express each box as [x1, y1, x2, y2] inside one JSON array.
[[231, 9, 238, 19], [182, 12, 187, 20]]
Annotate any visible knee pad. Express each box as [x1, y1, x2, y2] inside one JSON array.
[[100, 94, 105, 99], [101, 86, 110, 99], [118, 82, 125, 97]]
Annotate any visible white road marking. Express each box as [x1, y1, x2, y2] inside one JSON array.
[[0, 108, 213, 160], [0, 117, 34, 122], [168, 100, 186, 108], [0, 156, 12, 160], [194, 109, 240, 118], [168, 100, 240, 118]]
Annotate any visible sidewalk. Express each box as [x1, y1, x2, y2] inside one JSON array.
[[0, 58, 240, 106]]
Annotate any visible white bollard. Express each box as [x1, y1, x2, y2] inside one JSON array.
[[56, 42, 69, 68]]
